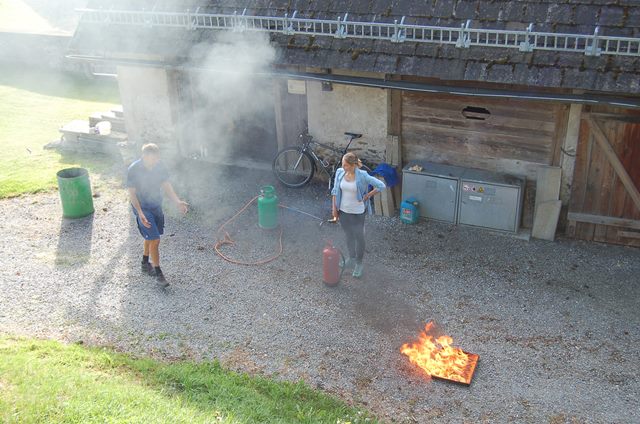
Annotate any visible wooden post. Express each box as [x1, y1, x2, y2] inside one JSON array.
[[589, 117, 640, 213], [373, 189, 383, 216], [376, 176, 394, 217], [273, 80, 287, 151], [559, 104, 582, 206], [386, 77, 403, 211]]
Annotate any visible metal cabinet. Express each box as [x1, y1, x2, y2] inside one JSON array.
[[458, 169, 525, 233], [402, 162, 465, 223]]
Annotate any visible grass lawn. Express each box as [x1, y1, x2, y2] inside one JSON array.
[[0, 336, 373, 423], [0, 65, 121, 198]]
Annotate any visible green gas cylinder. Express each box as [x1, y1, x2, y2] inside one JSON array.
[[258, 185, 279, 229]]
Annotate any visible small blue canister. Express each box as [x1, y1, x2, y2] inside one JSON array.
[[400, 197, 419, 224]]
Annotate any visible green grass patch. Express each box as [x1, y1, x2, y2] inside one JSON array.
[[0, 336, 375, 423], [0, 65, 121, 198]]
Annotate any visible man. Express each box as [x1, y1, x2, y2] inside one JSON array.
[[127, 143, 188, 287]]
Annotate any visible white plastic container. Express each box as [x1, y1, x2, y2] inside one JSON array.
[[95, 121, 112, 135]]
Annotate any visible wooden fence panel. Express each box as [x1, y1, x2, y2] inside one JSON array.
[[567, 107, 640, 247]]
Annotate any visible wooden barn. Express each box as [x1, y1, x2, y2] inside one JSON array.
[[69, 0, 640, 246]]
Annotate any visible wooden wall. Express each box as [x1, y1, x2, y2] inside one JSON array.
[[567, 106, 640, 247], [401, 92, 567, 228]]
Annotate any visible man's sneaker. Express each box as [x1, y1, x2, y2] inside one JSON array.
[[339, 257, 356, 269], [154, 267, 169, 288], [141, 261, 154, 275], [352, 263, 364, 278]]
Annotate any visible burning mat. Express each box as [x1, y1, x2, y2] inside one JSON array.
[[401, 321, 479, 385]]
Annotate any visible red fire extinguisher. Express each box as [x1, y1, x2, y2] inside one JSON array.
[[323, 241, 345, 286]]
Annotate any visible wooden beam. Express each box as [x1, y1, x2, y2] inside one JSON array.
[[273, 80, 287, 151], [618, 231, 640, 239], [587, 112, 640, 123], [384, 135, 401, 166], [551, 105, 569, 166], [386, 76, 402, 137], [588, 117, 640, 213], [567, 212, 640, 230], [559, 104, 582, 207]]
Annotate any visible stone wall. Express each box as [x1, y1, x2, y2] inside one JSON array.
[[306, 81, 388, 163], [0, 32, 88, 75]]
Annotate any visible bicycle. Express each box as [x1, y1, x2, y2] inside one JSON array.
[[272, 130, 372, 189]]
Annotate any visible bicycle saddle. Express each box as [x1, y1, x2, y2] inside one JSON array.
[[344, 132, 362, 138]]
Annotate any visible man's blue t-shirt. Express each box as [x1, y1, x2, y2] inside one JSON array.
[[126, 159, 170, 209]]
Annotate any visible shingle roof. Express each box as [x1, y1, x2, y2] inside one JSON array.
[[71, 1, 640, 94]]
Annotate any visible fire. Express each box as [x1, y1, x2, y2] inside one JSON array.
[[400, 322, 478, 385]]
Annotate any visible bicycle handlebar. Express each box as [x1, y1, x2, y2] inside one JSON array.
[[301, 130, 363, 155]]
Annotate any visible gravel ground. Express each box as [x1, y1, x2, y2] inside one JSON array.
[[1, 160, 639, 423]]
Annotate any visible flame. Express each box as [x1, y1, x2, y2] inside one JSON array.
[[401, 322, 475, 384]]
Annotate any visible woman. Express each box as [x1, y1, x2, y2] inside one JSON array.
[[331, 152, 386, 278]]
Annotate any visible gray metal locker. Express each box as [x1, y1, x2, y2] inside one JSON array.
[[402, 162, 465, 223], [458, 169, 525, 233]]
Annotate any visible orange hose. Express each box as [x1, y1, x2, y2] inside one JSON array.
[[214, 196, 284, 266]]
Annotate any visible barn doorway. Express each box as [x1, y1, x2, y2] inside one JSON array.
[[174, 69, 277, 166]]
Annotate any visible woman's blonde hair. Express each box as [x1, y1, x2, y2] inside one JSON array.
[[342, 152, 363, 169]]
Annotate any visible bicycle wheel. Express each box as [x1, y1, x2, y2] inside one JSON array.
[[272, 147, 315, 187]]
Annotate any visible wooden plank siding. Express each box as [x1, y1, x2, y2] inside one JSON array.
[[401, 92, 562, 228], [567, 106, 640, 247]]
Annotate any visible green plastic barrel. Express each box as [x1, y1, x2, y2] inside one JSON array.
[[57, 168, 94, 218], [258, 185, 278, 229]]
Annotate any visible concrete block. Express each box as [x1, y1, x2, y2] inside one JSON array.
[[535, 166, 562, 204], [532, 200, 562, 241]]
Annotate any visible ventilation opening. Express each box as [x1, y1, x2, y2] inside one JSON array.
[[462, 106, 491, 120]]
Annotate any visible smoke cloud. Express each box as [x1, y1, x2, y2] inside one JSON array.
[[179, 31, 277, 163]]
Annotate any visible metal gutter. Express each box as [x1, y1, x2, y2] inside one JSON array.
[[67, 54, 640, 109]]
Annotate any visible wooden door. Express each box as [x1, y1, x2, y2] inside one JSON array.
[[567, 107, 640, 247]]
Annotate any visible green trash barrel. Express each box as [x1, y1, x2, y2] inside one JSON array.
[[57, 168, 95, 219]]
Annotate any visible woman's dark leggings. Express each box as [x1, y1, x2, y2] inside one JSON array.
[[339, 211, 366, 263]]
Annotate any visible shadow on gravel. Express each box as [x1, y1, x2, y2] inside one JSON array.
[[60, 214, 138, 335], [347, 262, 424, 336], [56, 214, 94, 266]]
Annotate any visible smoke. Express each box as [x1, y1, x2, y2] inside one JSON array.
[[179, 31, 277, 163], [168, 30, 279, 221]]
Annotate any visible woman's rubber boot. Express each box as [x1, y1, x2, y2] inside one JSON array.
[[340, 257, 356, 269], [352, 263, 363, 278]]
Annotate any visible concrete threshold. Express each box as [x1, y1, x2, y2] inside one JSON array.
[[195, 156, 272, 172]]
